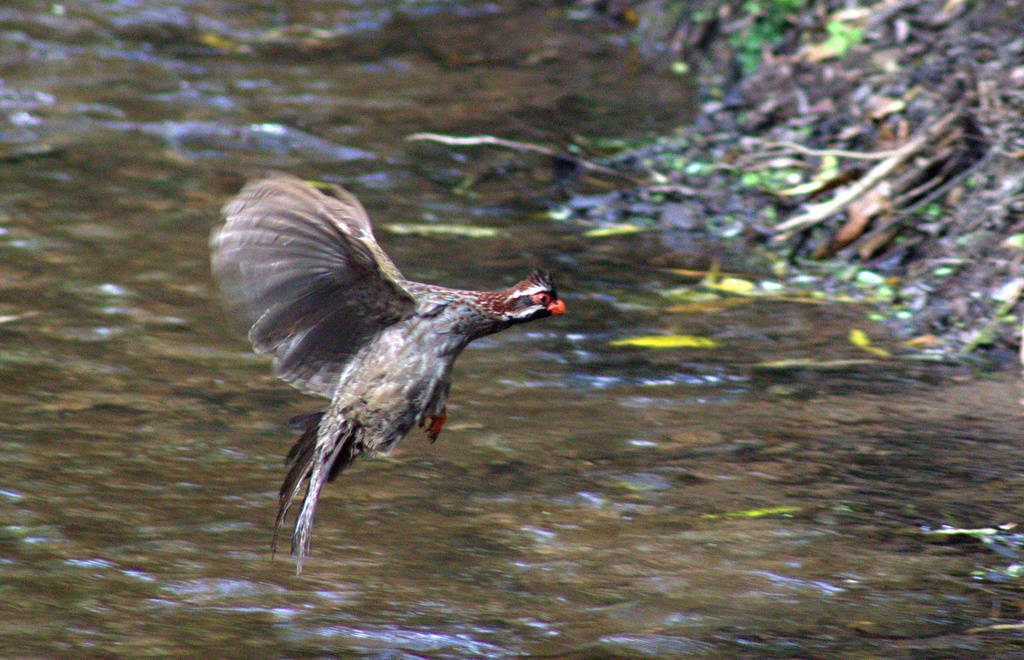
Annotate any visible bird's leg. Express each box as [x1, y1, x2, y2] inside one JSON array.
[[422, 406, 447, 443]]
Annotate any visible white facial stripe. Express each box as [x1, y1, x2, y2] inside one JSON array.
[[517, 284, 549, 297], [510, 307, 542, 318]]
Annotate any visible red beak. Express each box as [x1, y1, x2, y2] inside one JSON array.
[[547, 299, 566, 315]]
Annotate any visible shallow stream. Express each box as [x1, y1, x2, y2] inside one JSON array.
[[1, 2, 1022, 658]]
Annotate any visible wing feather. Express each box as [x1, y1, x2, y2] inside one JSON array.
[[211, 175, 416, 396]]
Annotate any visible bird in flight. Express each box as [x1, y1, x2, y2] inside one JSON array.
[[211, 175, 565, 572]]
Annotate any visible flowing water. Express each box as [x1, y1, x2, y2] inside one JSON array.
[[2, 2, 1023, 658]]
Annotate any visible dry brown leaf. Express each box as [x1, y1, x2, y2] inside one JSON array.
[[815, 185, 891, 257], [844, 185, 891, 232], [857, 223, 900, 260], [865, 96, 906, 120]]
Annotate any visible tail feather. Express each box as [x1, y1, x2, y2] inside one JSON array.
[[271, 409, 363, 574], [270, 412, 320, 559]]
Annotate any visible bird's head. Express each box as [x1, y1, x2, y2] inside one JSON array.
[[499, 269, 566, 322]]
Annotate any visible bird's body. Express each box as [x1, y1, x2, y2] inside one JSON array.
[[210, 175, 564, 571]]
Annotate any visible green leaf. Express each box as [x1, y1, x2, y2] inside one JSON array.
[[611, 334, 717, 348], [702, 505, 800, 519], [384, 223, 499, 238], [848, 329, 890, 357], [583, 224, 643, 238]]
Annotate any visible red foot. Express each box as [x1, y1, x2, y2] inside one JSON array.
[[423, 407, 447, 443]]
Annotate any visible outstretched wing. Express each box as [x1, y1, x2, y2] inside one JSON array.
[[211, 175, 416, 397]]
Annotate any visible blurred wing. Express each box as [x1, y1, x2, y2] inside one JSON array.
[[211, 175, 416, 397]]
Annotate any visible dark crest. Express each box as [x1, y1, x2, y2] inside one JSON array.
[[527, 269, 555, 292]]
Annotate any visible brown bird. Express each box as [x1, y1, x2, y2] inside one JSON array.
[[210, 175, 565, 572]]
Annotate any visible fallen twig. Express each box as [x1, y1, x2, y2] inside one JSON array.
[[406, 132, 650, 185], [759, 140, 903, 160]]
